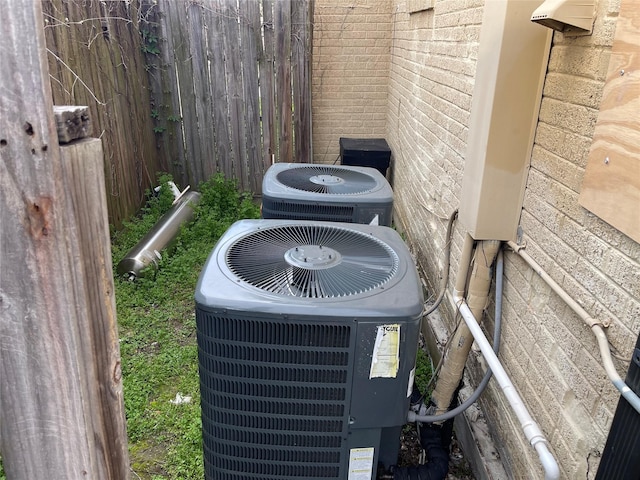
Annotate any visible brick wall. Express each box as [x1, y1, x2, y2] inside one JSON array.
[[312, 1, 393, 163], [312, 0, 639, 478], [512, 0, 639, 475], [385, 0, 479, 295]]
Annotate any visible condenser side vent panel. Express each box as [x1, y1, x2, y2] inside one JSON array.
[[261, 198, 356, 223], [197, 311, 354, 480]]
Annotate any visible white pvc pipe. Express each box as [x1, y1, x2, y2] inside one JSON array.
[[453, 293, 560, 480], [507, 241, 640, 415]]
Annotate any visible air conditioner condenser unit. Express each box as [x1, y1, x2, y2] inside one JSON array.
[[195, 219, 424, 479], [261, 163, 394, 226]]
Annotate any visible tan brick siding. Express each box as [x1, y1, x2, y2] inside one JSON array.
[[312, 1, 393, 163], [312, 0, 639, 478], [513, 0, 639, 475]]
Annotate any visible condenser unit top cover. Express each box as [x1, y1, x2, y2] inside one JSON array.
[[196, 219, 421, 318], [263, 163, 393, 200]]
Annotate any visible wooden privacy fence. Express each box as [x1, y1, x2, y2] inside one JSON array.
[[43, 0, 167, 227], [42, 0, 313, 225], [143, 0, 314, 193]]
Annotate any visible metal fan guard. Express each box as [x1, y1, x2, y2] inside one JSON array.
[[225, 224, 399, 298], [276, 165, 377, 195]]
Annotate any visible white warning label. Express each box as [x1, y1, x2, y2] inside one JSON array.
[[407, 366, 416, 397], [348, 447, 375, 480], [369, 324, 400, 378]]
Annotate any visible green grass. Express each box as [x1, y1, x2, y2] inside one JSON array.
[[112, 173, 260, 479]]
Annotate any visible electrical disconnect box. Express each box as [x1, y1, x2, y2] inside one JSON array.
[[458, 0, 551, 241]]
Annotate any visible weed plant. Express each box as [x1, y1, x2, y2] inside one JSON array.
[[112, 173, 260, 479], [414, 344, 434, 397]]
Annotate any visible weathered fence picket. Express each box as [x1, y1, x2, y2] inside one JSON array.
[[40, 0, 313, 222], [240, 0, 264, 194], [144, 0, 314, 193], [292, 0, 314, 163], [43, 0, 166, 227], [261, 0, 277, 172], [275, 0, 294, 167]]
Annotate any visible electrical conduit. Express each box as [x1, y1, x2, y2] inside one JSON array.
[[423, 209, 458, 317], [416, 237, 560, 478], [507, 241, 640, 415], [452, 290, 560, 480], [394, 235, 501, 479]]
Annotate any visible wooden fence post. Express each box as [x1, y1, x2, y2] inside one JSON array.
[[59, 132, 131, 480], [0, 3, 129, 479]]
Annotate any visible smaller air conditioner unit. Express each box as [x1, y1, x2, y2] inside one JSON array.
[[261, 163, 394, 226], [195, 219, 423, 480]]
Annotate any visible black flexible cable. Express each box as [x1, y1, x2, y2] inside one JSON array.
[[391, 425, 449, 480], [422, 209, 458, 317]]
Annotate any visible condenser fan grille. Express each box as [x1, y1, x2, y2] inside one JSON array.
[[226, 224, 398, 298], [276, 165, 378, 194]]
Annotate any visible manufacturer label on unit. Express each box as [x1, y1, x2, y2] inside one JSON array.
[[369, 324, 400, 378], [348, 447, 375, 480]]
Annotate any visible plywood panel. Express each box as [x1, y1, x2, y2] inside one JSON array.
[[579, 0, 640, 242]]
